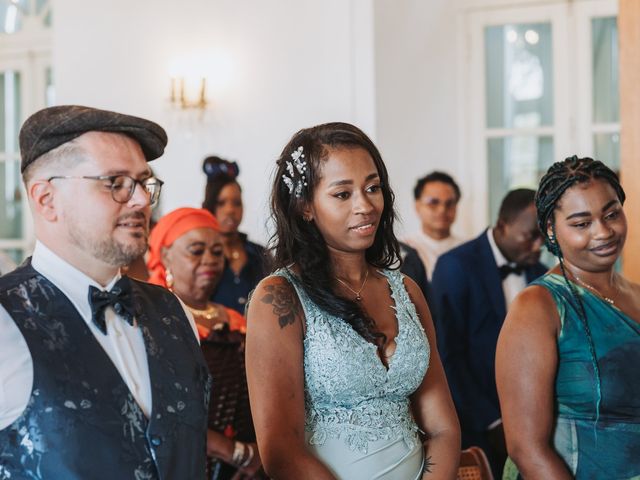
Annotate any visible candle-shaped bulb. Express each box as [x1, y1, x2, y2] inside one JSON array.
[[199, 78, 206, 107]]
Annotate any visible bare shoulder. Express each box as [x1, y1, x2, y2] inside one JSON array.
[[503, 284, 560, 335], [497, 284, 561, 385], [400, 272, 421, 296], [398, 273, 427, 307], [247, 274, 305, 330]]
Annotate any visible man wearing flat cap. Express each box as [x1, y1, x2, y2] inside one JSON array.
[[0, 106, 210, 480]]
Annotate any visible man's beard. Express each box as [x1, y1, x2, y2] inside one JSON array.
[[68, 213, 148, 266]]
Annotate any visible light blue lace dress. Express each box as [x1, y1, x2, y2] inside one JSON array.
[[274, 268, 430, 480]]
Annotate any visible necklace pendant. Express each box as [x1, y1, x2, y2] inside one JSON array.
[[335, 268, 369, 303]]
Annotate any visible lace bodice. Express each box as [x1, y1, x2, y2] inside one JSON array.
[[274, 268, 430, 454]]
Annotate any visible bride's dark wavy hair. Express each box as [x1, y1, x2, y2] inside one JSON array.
[[269, 122, 400, 349]]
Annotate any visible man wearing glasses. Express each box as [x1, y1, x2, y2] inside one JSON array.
[[0, 106, 210, 479], [402, 171, 464, 280]]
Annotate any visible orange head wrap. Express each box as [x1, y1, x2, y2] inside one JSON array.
[[147, 207, 220, 288]]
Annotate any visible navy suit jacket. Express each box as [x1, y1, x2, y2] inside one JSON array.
[[430, 230, 546, 445]]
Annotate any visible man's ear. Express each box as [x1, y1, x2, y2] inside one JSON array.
[[28, 180, 58, 222]]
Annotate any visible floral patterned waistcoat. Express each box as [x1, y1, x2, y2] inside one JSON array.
[[0, 260, 211, 480]]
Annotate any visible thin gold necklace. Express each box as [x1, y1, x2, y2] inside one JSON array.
[[335, 268, 369, 302], [574, 275, 616, 305]]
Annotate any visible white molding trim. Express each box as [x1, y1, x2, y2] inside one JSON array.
[[456, 0, 608, 13]]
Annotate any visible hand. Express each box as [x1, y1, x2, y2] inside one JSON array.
[[231, 442, 263, 480]]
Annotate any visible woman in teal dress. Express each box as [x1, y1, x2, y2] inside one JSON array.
[[245, 123, 460, 479], [496, 156, 640, 479]]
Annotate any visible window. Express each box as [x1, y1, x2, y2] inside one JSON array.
[[0, 0, 53, 266], [463, 0, 619, 228]]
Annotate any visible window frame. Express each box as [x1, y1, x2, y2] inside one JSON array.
[[460, 0, 618, 232], [0, 0, 52, 259]]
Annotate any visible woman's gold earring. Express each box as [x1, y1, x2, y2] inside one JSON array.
[[165, 268, 174, 290]]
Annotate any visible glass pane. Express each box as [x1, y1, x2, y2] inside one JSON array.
[[594, 132, 620, 171], [487, 135, 554, 222], [0, 70, 22, 153], [0, 160, 22, 239], [592, 17, 619, 123], [0, 248, 21, 273], [0, 73, 4, 153], [485, 23, 554, 129], [13, 0, 28, 13], [45, 66, 55, 106], [0, 0, 26, 33], [12, 71, 21, 152]]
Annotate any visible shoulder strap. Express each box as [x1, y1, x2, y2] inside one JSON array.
[[530, 274, 575, 328]]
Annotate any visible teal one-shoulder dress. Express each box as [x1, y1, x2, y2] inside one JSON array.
[[504, 273, 640, 480]]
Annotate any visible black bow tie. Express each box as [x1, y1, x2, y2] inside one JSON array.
[[88, 277, 135, 334], [499, 264, 524, 280]]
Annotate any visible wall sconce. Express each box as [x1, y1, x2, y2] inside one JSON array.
[[170, 77, 208, 110]]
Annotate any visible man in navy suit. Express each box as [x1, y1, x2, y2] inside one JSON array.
[[431, 189, 546, 477]]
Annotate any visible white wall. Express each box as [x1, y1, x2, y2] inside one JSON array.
[[53, 0, 376, 244], [373, 0, 472, 239]]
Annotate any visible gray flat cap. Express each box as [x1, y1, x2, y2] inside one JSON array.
[[19, 105, 168, 172]]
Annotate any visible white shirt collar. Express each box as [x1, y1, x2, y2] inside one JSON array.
[[487, 228, 510, 268], [31, 241, 121, 321]]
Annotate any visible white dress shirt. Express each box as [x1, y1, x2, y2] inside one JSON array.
[[486, 229, 527, 431], [0, 241, 198, 430], [403, 230, 463, 280], [486, 229, 527, 308]]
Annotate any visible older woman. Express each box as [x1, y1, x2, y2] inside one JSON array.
[[148, 207, 264, 479]]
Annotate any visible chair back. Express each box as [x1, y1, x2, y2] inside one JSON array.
[[456, 446, 494, 480]]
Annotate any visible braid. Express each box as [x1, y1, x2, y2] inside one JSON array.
[[554, 225, 602, 425], [535, 155, 625, 431]]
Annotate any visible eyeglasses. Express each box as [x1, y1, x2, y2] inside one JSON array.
[[47, 174, 164, 207], [419, 196, 458, 209]]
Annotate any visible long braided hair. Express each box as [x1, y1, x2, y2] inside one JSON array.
[[535, 155, 626, 422], [269, 122, 401, 353]]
